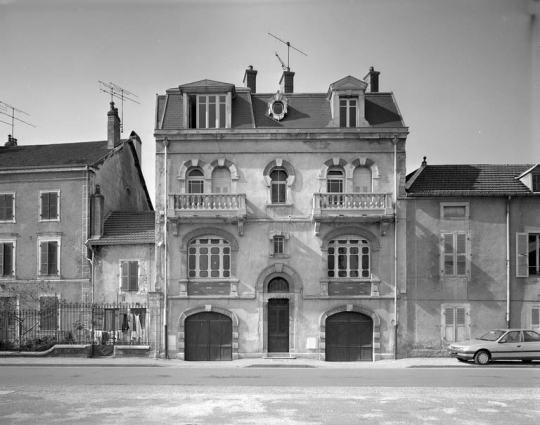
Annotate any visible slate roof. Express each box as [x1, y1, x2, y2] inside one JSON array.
[[89, 211, 155, 245], [0, 140, 123, 169], [406, 164, 535, 197], [155, 84, 405, 130]]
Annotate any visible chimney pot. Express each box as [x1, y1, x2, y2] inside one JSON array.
[[243, 65, 258, 93], [107, 101, 121, 149], [364, 67, 380, 93], [279, 69, 295, 94]]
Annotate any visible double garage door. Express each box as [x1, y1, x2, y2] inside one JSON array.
[[326, 312, 373, 361], [185, 312, 232, 361]]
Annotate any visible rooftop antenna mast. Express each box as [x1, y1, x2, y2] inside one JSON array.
[[268, 33, 308, 70], [0, 101, 36, 138], [98, 81, 140, 133]]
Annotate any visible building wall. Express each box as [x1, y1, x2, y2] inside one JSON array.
[[403, 196, 540, 356], [157, 131, 406, 360]]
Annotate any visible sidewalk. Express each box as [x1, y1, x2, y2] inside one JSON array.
[[0, 355, 463, 369]]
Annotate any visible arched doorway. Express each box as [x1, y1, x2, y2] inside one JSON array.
[[325, 311, 373, 361], [268, 277, 289, 353], [185, 312, 232, 361]]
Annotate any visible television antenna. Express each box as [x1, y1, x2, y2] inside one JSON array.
[[268, 33, 308, 70], [98, 81, 140, 133], [0, 101, 36, 138]]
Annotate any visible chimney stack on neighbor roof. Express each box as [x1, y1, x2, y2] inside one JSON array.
[[243, 65, 258, 93], [279, 68, 295, 94], [107, 102, 121, 149], [5, 135, 17, 147], [364, 66, 380, 93]]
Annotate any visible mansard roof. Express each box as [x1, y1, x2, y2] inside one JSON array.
[[406, 164, 536, 197]]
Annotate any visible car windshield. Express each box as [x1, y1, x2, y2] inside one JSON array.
[[478, 330, 505, 341]]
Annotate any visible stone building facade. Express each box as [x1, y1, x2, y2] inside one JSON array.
[[154, 66, 408, 360]]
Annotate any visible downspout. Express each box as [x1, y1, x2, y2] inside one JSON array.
[[392, 136, 399, 359], [163, 137, 170, 359], [506, 196, 511, 328]]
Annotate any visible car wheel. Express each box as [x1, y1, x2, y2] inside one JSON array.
[[474, 350, 490, 365]]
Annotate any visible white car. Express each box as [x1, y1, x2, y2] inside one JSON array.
[[448, 329, 540, 365]]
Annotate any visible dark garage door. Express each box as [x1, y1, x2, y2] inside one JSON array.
[[185, 312, 232, 361], [325, 312, 373, 361]]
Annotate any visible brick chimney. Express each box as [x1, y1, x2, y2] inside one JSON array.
[[5, 135, 17, 147], [91, 185, 105, 238], [364, 66, 380, 93], [279, 68, 295, 94], [243, 65, 258, 93], [107, 102, 120, 149]]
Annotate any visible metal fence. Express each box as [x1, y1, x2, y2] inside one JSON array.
[[0, 302, 149, 351]]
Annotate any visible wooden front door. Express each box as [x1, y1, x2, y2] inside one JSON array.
[[268, 299, 289, 353], [325, 312, 373, 361], [185, 312, 232, 361]]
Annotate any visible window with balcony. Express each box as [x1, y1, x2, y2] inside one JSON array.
[[353, 166, 372, 193], [270, 168, 288, 204], [212, 167, 231, 194], [327, 237, 370, 278], [339, 98, 357, 127], [187, 168, 204, 194], [0, 193, 14, 222], [188, 237, 231, 278]]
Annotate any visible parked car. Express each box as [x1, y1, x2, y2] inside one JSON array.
[[448, 329, 540, 365]]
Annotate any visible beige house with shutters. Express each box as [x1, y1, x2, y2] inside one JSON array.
[[403, 159, 540, 356]]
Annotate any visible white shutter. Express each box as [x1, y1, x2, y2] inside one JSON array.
[[532, 308, 540, 331], [516, 233, 529, 277]]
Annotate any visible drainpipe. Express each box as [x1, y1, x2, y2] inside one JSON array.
[[392, 136, 399, 359], [506, 196, 511, 328], [163, 137, 170, 359]]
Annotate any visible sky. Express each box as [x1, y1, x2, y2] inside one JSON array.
[[1, 0, 538, 204]]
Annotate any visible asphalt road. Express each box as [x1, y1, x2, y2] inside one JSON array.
[[1, 366, 540, 424]]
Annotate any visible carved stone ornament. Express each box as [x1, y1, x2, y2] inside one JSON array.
[[267, 92, 288, 121]]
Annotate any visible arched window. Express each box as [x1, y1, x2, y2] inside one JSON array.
[[268, 278, 289, 293], [188, 237, 231, 278], [353, 166, 372, 193], [327, 167, 344, 193], [270, 168, 288, 204], [212, 167, 231, 194], [327, 237, 370, 278], [187, 168, 204, 194]]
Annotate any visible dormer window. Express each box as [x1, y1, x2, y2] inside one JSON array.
[[197, 95, 226, 129], [533, 175, 540, 192], [340, 98, 357, 127]]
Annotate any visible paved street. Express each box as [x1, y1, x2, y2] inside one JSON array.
[[1, 360, 540, 424]]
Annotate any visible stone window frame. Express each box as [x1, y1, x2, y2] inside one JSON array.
[[263, 159, 296, 206], [268, 230, 290, 258], [440, 202, 470, 220], [37, 235, 62, 278], [318, 157, 380, 193], [39, 190, 61, 222], [441, 303, 470, 345], [119, 259, 140, 292], [0, 192, 16, 223], [178, 158, 239, 194], [319, 304, 381, 361], [0, 238, 16, 278]]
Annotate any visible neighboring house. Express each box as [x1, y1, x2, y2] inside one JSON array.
[[154, 66, 409, 361], [404, 158, 540, 356], [0, 103, 152, 334]]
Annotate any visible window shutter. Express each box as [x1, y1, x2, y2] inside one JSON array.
[[121, 262, 129, 290], [50, 193, 58, 219], [443, 234, 454, 275], [40, 242, 48, 274], [456, 233, 467, 276], [41, 193, 48, 219], [5, 194, 13, 220], [532, 308, 539, 328], [353, 167, 372, 193], [0, 243, 4, 275], [516, 233, 529, 277], [129, 261, 138, 291], [49, 242, 58, 274], [4, 243, 12, 276]]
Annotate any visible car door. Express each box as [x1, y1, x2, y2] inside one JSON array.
[[494, 331, 522, 360], [522, 330, 540, 360]]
